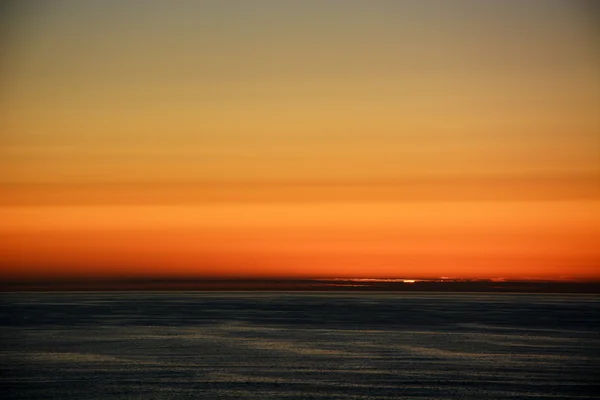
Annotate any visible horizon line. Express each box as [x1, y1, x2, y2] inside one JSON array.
[[3, 277, 600, 294]]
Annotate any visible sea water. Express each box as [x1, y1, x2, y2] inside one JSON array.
[[1, 292, 599, 399]]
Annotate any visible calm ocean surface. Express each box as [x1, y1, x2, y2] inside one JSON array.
[[1, 292, 599, 399]]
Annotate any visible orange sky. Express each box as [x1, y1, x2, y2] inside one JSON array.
[[1, 1, 599, 281]]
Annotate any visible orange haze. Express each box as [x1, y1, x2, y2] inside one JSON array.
[[1, 2, 599, 282]]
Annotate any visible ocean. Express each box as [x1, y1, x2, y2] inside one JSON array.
[[1, 292, 599, 399]]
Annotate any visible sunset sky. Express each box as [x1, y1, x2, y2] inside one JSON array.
[[1, 1, 599, 281]]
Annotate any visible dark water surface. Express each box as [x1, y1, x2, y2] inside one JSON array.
[[1, 292, 599, 399]]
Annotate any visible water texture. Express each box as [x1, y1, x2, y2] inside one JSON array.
[[1, 292, 599, 399]]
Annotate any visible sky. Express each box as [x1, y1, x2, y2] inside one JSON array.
[[1, 0, 599, 281]]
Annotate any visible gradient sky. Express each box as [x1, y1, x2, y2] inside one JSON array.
[[1, 1, 599, 280]]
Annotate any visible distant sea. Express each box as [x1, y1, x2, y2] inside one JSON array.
[[2, 292, 599, 399]]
